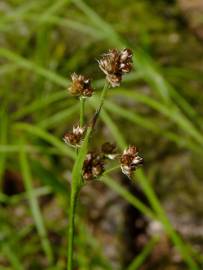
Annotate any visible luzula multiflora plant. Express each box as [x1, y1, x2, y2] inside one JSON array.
[[64, 48, 143, 270]]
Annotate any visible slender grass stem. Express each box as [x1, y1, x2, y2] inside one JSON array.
[[67, 82, 109, 270], [91, 82, 109, 130], [68, 99, 85, 269], [98, 81, 109, 113], [79, 98, 85, 126], [67, 126, 91, 270], [67, 188, 78, 270]]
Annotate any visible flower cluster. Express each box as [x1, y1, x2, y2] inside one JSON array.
[[64, 48, 143, 269], [82, 143, 117, 181], [68, 73, 94, 98], [83, 152, 104, 181], [98, 48, 133, 87], [120, 146, 143, 177], [64, 48, 143, 181], [63, 125, 85, 147]]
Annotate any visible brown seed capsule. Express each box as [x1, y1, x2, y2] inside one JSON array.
[[63, 125, 85, 147], [101, 142, 117, 160], [98, 48, 133, 87], [120, 146, 143, 177], [83, 152, 104, 181], [68, 73, 94, 98], [119, 48, 133, 73]]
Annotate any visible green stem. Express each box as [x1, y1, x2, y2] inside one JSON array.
[[79, 97, 85, 126], [67, 83, 108, 270], [91, 82, 109, 129], [67, 127, 92, 270], [98, 81, 109, 113], [67, 187, 78, 270]]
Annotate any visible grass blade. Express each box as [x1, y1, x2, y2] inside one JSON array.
[[102, 175, 156, 220], [104, 100, 201, 154], [13, 91, 67, 120], [14, 123, 75, 158], [38, 103, 79, 128], [135, 169, 199, 270], [1, 244, 24, 270], [111, 89, 203, 147], [19, 141, 53, 264], [0, 110, 8, 187], [98, 105, 199, 269], [0, 48, 67, 87], [127, 236, 159, 270], [73, 0, 201, 130]]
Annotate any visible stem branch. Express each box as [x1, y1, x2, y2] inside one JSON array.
[[92, 82, 109, 129]]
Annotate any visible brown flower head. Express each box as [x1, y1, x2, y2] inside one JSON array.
[[83, 152, 104, 181], [68, 73, 94, 98], [98, 48, 133, 87], [63, 125, 85, 147], [120, 146, 143, 177], [101, 142, 117, 160]]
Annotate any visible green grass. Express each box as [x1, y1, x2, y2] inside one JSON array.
[[1, 0, 202, 269], [19, 141, 53, 265]]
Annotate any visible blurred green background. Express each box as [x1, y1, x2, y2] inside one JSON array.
[[0, 0, 203, 269]]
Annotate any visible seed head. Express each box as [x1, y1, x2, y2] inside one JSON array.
[[120, 146, 143, 177], [98, 48, 133, 87], [83, 152, 104, 181], [68, 73, 94, 98], [63, 125, 85, 147], [101, 142, 117, 160]]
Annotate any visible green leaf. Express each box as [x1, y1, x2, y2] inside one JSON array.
[[31, 159, 67, 194], [19, 141, 53, 264], [14, 123, 75, 159]]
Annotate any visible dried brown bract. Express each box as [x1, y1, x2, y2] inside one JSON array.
[[120, 146, 143, 177], [63, 125, 86, 147], [98, 48, 133, 87], [101, 142, 117, 160], [68, 73, 94, 98], [83, 152, 104, 181]]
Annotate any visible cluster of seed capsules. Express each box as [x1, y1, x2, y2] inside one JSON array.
[[64, 48, 143, 180]]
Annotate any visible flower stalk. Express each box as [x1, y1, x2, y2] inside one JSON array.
[[67, 187, 78, 270], [65, 48, 137, 270], [79, 97, 85, 127], [67, 126, 92, 270]]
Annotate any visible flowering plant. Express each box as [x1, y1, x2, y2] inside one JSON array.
[[64, 49, 143, 270]]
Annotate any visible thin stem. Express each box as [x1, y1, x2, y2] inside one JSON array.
[[98, 81, 109, 113], [67, 83, 108, 270], [79, 97, 85, 126], [92, 81, 109, 128], [67, 187, 78, 270], [103, 164, 120, 175], [67, 127, 92, 270]]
